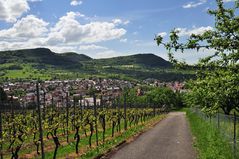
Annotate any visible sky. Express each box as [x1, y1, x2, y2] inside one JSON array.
[[0, 0, 236, 63]]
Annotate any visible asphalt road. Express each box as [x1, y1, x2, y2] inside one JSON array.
[[109, 112, 196, 159]]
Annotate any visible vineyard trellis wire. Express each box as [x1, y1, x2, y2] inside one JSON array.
[[0, 82, 168, 159]]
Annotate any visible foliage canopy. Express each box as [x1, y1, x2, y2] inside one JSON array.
[[156, 0, 239, 114]]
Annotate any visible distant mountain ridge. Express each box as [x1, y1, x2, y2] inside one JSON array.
[[0, 48, 195, 82], [0, 48, 89, 69], [0, 48, 172, 68], [61, 52, 92, 62], [93, 53, 172, 68]]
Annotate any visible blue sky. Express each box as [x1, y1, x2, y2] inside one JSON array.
[[0, 0, 236, 63]]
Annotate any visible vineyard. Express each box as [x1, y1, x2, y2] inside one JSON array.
[[0, 84, 168, 159]]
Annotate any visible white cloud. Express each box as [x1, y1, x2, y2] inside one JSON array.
[[0, 0, 43, 23], [78, 44, 108, 50], [47, 11, 126, 45], [123, 20, 130, 25], [183, 0, 207, 9], [0, 11, 127, 57], [113, 19, 122, 25], [0, 40, 42, 51], [120, 38, 128, 43], [112, 19, 130, 25], [157, 32, 167, 37], [0, 15, 49, 40], [175, 26, 213, 36], [70, 0, 82, 6], [94, 50, 120, 59], [47, 45, 78, 53], [0, 0, 30, 22], [0, 39, 110, 55]]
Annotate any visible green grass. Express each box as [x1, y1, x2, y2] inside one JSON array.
[[186, 110, 234, 159], [0, 59, 194, 82], [0, 63, 51, 80]]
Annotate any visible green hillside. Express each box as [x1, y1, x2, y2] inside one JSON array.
[[0, 48, 88, 69], [90, 53, 172, 68], [61, 52, 92, 62], [0, 48, 194, 81], [0, 48, 171, 68]]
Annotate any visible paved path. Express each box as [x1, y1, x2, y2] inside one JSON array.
[[109, 112, 196, 159]]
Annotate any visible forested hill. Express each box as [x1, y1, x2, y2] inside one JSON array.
[[0, 48, 90, 69], [0, 48, 194, 81], [90, 53, 172, 68], [0, 48, 171, 68]]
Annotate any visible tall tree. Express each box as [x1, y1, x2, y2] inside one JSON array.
[[156, 0, 239, 114]]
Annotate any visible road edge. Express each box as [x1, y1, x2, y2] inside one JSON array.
[[95, 113, 168, 159]]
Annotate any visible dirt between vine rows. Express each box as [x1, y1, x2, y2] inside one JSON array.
[[106, 112, 196, 159]]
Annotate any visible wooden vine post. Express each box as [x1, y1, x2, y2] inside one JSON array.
[[124, 94, 127, 131], [43, 90, 46, 120], [117, 96, 121, 132], [80, 97, 83, 121], [51, 96, 54, 109], [10, 95, 14, 123], [73, 96, 76, 128], [66, 92, 69, 143], [93, 95, 99, 146], [36, 82, 45, 159], [100, 95, 103, 109]]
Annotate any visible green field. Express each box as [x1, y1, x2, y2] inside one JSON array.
[[0, 62, 194, 83]]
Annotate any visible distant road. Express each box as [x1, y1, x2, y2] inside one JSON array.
[[108, 112, 196, 159]]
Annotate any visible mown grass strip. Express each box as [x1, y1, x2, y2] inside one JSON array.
[[186, 110, 234, 159]]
